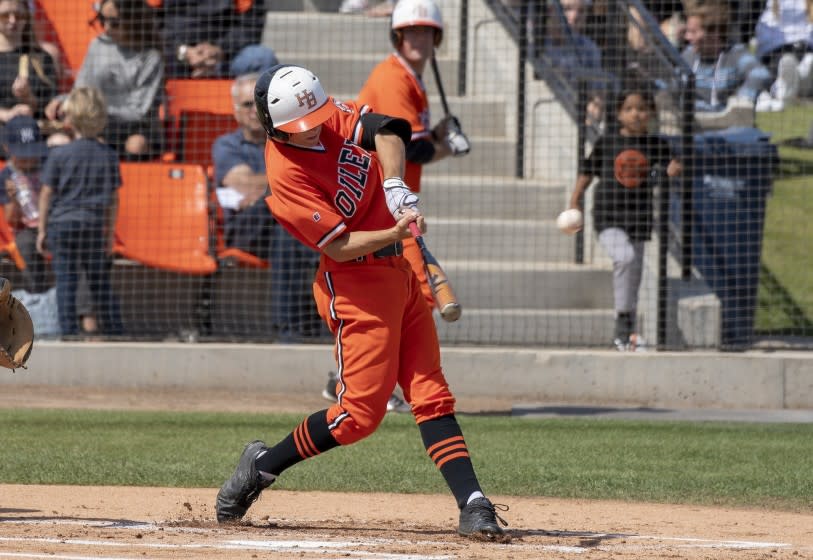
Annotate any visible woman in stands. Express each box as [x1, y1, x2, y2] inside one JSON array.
[[0, 0, 58, 144], [45, 0, 164, 160]]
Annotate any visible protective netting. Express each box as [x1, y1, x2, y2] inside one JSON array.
[[0, 0, 810, 350]]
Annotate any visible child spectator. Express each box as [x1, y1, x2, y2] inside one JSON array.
[[0, 115, 50, 293], [44, 0, 164, 160], [567, 82, 681, 351], [36, 87, 124, 338], [0, 0, 58, 138]]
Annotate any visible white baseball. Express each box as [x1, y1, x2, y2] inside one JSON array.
[[556, 208, 583, 234]]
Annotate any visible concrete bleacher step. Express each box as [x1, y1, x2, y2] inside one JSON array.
[[440, 260, 614, 309], [271, 52, 462, 96], [419, 175, 566, 220], [423, 218, 575, 263], [435, 308, 616, 347], [263, 12, 393, 55], [327, 95, 507, 137], [430, 137, 515, 176]]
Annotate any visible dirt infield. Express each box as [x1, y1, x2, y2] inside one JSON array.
[[1, 385, 812, 559]]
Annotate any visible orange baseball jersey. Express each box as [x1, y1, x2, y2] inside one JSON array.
[[357, 53, 431, 192], [264, 99, 396, 259]]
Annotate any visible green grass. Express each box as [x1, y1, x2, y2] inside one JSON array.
[[754, 105, 813, 334], [1, 408, 811, 511]]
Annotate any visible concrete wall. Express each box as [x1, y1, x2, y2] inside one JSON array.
[[6, 342, 812, 410]]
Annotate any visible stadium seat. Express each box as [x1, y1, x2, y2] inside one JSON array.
[[163, 79, 235, 165], [210, 189, 269, 270], [33, 0, 99, 88], [114, 162, 217, 275], [178, 110, 236, 171]]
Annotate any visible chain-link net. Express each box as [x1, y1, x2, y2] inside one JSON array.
[[1, 0, 809, 351]]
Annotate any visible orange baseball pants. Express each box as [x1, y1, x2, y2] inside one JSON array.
[[402, 236, 435, 310], [313, 254, 456, 446]]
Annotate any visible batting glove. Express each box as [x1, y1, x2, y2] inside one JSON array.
[[383, 177, 420, 219]]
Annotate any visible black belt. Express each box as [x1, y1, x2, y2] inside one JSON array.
[[372, 241, 403, 258]]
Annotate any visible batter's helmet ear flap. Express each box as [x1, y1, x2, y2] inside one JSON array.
[[254, 64, 290, 141]]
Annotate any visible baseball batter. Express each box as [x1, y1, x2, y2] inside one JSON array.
[[215, 64, 508, 541]]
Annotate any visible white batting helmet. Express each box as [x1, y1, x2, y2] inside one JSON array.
[[390, 0, 443, 46], [254, 64, 337, 139]]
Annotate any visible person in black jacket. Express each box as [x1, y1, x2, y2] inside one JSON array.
[[152, 0, 278, 78]]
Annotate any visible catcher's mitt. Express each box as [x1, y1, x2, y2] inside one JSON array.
[[0, 277, 34, 371]]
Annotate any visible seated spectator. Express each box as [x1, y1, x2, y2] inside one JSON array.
[[213, 73, 274, 261], [543, 0, 607, 136], [682, 0, 772, 128], [44, 0, 164, 160], [152, 0, 278, 78], [754, 0, 813, 112], [212, 72, 321, 342], [37, 87, 124, 338], [0, 0, 58, 146]]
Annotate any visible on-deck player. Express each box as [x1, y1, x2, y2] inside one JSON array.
[[215, 64, 509, 541]]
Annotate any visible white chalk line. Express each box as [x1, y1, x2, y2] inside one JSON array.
[[0, 518, 798, 558]]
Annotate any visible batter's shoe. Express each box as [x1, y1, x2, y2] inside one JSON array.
[[458, 497, 510, 541], [216, 440, 274, 523]]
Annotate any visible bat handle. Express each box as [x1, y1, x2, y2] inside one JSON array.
[[408, 221, 421, 238]]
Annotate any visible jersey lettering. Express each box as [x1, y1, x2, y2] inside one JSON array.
[[334, 140, 372, 218]]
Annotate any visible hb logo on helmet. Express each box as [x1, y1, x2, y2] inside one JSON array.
[[254, 64, 337, 142], [295, 90, 318, 109]]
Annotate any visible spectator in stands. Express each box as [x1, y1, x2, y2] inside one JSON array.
[[152, 0, 278, 78], [36, 87, 124, 338], [212, 72, 321, 342], [1, 115, 50, 293], [567, 81, 681, 351], [543, 0, 607, 137], [0, 0, 58, 135], [682, 0, 772, 128], [753, 0, 813, 112], [44, 0, 164, 160]]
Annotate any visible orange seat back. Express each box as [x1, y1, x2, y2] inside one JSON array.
[[164, 79, 235, 164], [34, 0, 98, 87], [179, 111, 237, 169], [115, 162, 217, 275]]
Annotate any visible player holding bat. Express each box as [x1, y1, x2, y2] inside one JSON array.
[[215, 64, 508, 542], [357, 0, 469, 310]]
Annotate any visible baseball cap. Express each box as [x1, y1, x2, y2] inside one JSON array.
[[2, 115, 48, 158]]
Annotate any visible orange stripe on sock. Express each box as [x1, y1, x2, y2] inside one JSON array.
[[426, 435, 464, 458], [295, 424, 317, 458], [435, 450, 470, 469], [292, 426, 307, 458], [300, 420, 319, 457], [432, 442, 468, 464]]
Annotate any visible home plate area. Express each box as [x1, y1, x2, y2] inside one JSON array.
[[0, 517, 803, 560], [0, 486, 810, 560]]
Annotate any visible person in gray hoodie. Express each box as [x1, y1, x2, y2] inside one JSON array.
[[44, 0, 164, 160]]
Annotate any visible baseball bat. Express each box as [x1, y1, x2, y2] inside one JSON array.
[[408, 222, 462, 322], [430, 54, 451, 117]]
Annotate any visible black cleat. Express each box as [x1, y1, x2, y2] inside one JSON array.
[[215, 440, 273, 523], [458, 497, 510, 541]]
